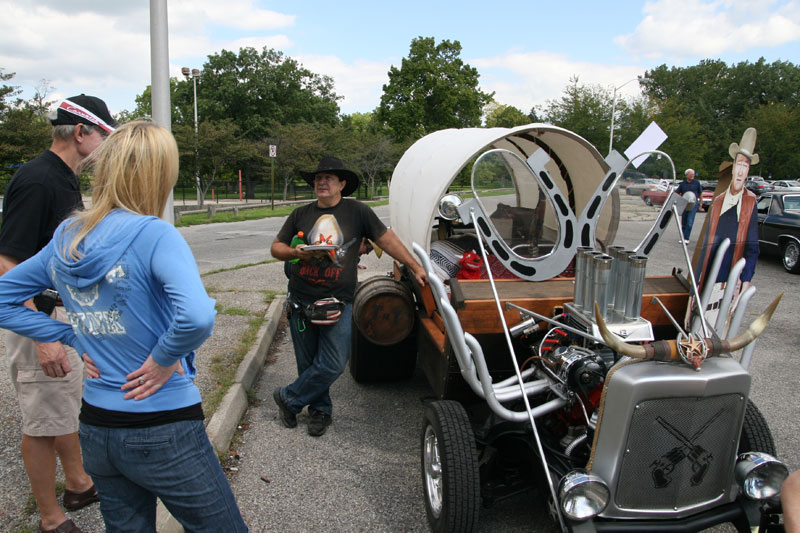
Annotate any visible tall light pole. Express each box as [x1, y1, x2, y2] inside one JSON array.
[[608, 77, 643, 155], [181, 67, 202, 205]]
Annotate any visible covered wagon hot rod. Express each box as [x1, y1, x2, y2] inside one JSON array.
[[348, 125, 788, 532]]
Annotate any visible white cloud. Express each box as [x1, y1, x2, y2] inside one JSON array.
[[472, 51, 646, 113], [0, 1, 297, 113], [615, 0, 800, 59], [169, 0, 294, 32], [297, 54, 393, 114]]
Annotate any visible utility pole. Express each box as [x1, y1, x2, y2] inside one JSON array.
[[150, 0, 173, 222], [181, 67, 201, 205]]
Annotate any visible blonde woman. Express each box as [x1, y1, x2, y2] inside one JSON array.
[[0, 121, 247, 532]]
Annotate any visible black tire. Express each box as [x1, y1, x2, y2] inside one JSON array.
[[781, 241, 800, 274], [644, 196, 653, 206], [738, 400, 776, 456], [421, 401, 480, 533]]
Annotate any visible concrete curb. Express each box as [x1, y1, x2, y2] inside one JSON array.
[[156, 295, 286, 532]]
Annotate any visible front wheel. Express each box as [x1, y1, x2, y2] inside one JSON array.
[[644, 196, 653, 206], [738, 400, 776, 456], [782, 241, 800, 274], [421, 401, 480, 533]]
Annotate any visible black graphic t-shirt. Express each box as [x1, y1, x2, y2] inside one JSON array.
[[276, 199, 387, 303]]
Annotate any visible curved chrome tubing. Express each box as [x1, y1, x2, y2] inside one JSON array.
[[412, 243, 566, 423]]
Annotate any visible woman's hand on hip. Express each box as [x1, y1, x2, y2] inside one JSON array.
[[122, 355, 185, 401]]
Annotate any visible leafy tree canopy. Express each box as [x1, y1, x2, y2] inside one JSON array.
[[198, 47, 340, 139], [377, 37, 493, 141], [484, 103, 530, 128], [134, 47, 341, 141], [536, 76, 614, 152]]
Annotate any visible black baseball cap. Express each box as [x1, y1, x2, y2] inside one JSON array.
[[50, 94, 116, 133]]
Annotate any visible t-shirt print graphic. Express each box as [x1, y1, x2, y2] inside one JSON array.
[[308, 214, 343, 246], [298, 214, 345, 285]]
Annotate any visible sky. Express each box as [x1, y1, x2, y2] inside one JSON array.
[[0, 0, 798, 118]]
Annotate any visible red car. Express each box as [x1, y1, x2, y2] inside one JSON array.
[[641, 188, 714, 210]]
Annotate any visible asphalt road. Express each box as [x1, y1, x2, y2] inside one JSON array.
[[178, 203, 392, 274]]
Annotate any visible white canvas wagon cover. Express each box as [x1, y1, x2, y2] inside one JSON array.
[[389, 124, 615, 253]]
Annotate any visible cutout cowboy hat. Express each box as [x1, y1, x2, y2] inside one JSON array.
[[729, 127, 759, 165]]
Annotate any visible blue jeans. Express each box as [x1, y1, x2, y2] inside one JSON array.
[[282, 303, 353, 417], [682, 204, 699, 240], [79, 420, 248, 533]]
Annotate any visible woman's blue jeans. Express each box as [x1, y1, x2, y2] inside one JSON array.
[[79, 419, 248, 533], [282, 303, 353, 417]]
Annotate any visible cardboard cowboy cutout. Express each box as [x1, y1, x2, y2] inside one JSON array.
[[690, 128, 760, 328]]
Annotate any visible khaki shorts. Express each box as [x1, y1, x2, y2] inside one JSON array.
[[6, 307, 83, 437]]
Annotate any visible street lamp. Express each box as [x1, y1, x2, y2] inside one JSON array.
[[608, 77, 644, 155], [181, 67, 202, 205]]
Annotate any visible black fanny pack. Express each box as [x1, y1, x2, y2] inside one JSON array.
[[289, 296, 345, 326], [304, 297, 344, 325]]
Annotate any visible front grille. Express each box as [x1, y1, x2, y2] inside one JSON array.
[[615, 394, 743, 511]]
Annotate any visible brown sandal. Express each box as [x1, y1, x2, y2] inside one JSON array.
[[38, 519, 83, 533], [62, 484, 99, 511]]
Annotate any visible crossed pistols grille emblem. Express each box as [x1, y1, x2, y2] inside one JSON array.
[[650, 409, 724, 488]]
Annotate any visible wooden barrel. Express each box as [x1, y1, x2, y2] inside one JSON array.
[[353, 277, 415, 346]]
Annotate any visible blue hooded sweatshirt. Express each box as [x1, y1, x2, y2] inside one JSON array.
[[0, 209, 215, 413]]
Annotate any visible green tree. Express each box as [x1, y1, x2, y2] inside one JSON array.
[[0, 71, 52, 176], [649, 101, 709, 177], [0, 68, 19, 113], [537, 76, 612, 152], [484, 103, 530, 128], [200, 47, 340, 140], [268, 122, 327, 200], [0, 106, 52, 173], [172, 119, 258, 206], [377, 37, 493, 140], [743, 103, 800, 180], [643, 58, 800, 174]]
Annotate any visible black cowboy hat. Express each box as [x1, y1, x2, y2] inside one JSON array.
[[300, 155, 360, 197]]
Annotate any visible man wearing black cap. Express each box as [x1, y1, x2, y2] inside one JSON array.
[[270, 155, 427, 436], [0, 94, 115, 533]]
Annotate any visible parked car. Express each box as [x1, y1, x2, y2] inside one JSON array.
[[353, 125, 788, 532], [641, 186, 714, 210], [625, 177, 660, 196], [757, 191, 800, 273], [745, 177, 774, 195], [771, 180, 800, 192], [617, 172, 650, 189], [700, 181, 718, 210]]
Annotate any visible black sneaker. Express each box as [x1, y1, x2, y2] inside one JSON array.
[[273, 387, 297, 428], [307, 411, 332, 437]]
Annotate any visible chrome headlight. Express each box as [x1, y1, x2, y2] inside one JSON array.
[[437, 194, 463, 221], [559, 470, 609, 521], [735, 452, 788, 500]]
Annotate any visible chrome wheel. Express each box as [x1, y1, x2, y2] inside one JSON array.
[[783, 241, 800, 273], [423, 425, 443, 518]]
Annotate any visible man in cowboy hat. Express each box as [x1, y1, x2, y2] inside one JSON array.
[[270, 155, 427, 436], [0, 94, 115, 532], [693, 128, 760, 324]]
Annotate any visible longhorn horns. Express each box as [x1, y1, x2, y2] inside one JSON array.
[[593, 291, 783, 361]]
